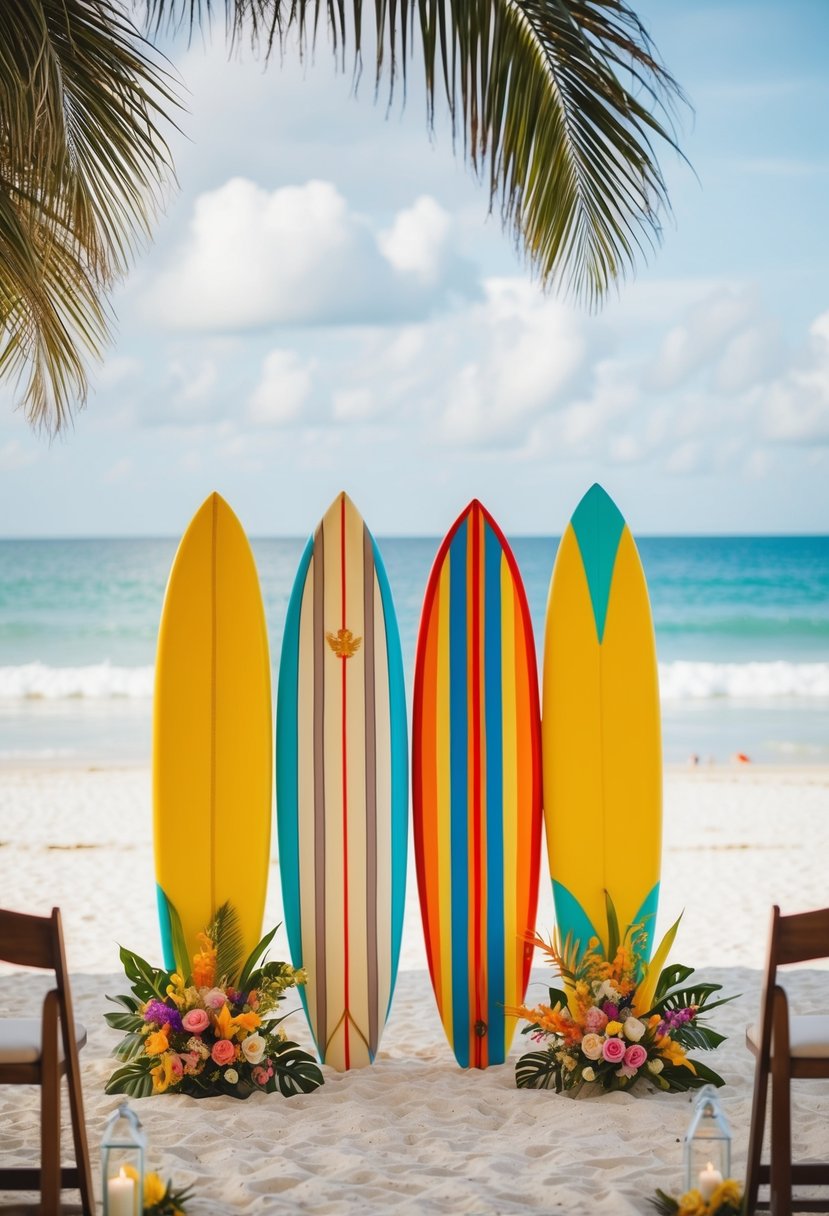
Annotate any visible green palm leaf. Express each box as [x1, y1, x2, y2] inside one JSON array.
[[0, 0, 177, 429], [208, 901, 246, 984]]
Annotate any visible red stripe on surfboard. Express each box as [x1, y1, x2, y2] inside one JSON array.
[[473, 501, 543, 999], [412, 505, 474, 995], [340, 494, 350, 1070], [471, 504, 485, 1070]]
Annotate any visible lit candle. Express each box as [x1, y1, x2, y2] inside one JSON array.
[[107, 1166, 135, 1216], [698, 1161, 723, 1201]]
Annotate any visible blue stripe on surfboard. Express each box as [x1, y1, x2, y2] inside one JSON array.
[[552, 880, 600, 960], [371, 533, 409, 1021], [483, 523, 506, 1065], [449, 519, 470, 1068], [570, 483, 626, 645], [632, 882, 660, 964], [156, 883, 174, 971], [275, 532, 315, 1037]]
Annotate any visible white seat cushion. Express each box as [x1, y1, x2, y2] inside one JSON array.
[[747, 1014, 829, 1059], [0, 1018, 88, 1065]]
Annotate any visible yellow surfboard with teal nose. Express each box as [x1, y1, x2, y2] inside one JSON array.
[[542, 484, 661, 960]]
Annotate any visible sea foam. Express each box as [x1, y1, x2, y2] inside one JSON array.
[[659, 660, 829, 701], [1, 659, 828, 703], [0, 662, 154, 700]]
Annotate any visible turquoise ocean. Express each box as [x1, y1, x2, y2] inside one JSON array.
[[0, 535, 827, 765]]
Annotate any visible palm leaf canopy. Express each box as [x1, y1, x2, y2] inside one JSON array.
[[0, 0, 176, 429], [1, 0, 683, 430]]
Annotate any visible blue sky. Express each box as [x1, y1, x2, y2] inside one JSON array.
[[1, 0, 828, 536]]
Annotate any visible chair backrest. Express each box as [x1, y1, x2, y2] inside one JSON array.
[[0, 907, 61, 972], [772, 906, 829, 968]]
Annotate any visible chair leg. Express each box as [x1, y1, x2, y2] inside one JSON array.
[[769, 990, 792, 1216], [744, 1055, 770, 1214], [65, 1044, 96, 1213], [41, 991, 62, 1216]]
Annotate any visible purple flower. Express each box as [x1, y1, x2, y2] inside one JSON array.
[[602, 1003, 619, 1021], [143, 1000, 183, 1032], [657, 1006, 696, 1036]]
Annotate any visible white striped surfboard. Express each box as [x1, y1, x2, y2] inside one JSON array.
[[276, 492, 408, 1071]]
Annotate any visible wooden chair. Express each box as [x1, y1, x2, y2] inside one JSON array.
[[744, 904, 829, 1215], [0, 906, 95, 1214]]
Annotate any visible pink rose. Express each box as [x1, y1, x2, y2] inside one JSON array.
[[169, 1054, 184, 1078], [252, 1066, 269, 1086], [585, 1008, 608, 1033], [202, 988, 228, 1011], [182, 1009, 210, 1034], [624, 1044, 648, 1070], [602, 1036, 626, 1064], [211, 1039, 236, 1066]]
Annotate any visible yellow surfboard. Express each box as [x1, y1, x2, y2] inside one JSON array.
[[153, 493, 272, 967], [542, 484, 661, 959]]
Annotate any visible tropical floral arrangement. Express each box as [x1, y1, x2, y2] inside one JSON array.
[[513, 897, 734, 1094], [105, 902, 324, 1099], [649, 1180, 743, 1216], [122, 1165, 194, 1215]]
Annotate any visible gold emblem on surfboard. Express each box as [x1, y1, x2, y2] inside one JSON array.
[[326, 628, 362, 659]]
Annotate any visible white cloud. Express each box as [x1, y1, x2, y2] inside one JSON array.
[[438, 280, 587, 447], [761, 310, 829, 443], [378, 196, 452, 285], [648, 285, 762, 392], [143, 179, 478, 332], [249, 350, 314, 425]]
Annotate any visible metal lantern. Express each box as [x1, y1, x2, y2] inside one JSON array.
[[101, 1102, 146, 1216], [683, 1084, 732, 1198]]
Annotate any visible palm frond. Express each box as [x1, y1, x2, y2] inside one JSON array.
[[0, 0, 179, 429], [208, 901, 245, 984], [141, 0, 684, 306]]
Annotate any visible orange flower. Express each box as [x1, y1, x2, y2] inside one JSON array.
[[191, 931, 217, 988]]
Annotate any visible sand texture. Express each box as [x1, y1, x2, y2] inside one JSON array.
[[1, 766, 829, 1213]]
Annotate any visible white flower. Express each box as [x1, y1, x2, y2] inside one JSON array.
[[582, 1067, 596, 1082], [623, 1016, 646, 1043], [224, 1068, 239, 1084], [647, 1058, 664, 1075], [580, 1033, 604, 1060], [241, 1033, 266, 1065], [594, 980, 622, 1005]]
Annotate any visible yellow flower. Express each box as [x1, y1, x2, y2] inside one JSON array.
[[145, 1026, 170, 1056], [677, 1188, 708, 1216], [232, 1011, 261, 1036], [657, 1037, 697, 1073], [710, 1180, 742, 1209], [166, 973, 187, 1009], [213, 1003, 235, 1040], [143, 1171, 167, 1206], [150, 1052, 181, 1094], [605, 1020, 623, 1036]]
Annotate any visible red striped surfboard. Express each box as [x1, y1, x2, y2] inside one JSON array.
[[276, 493, 408, 1071], [413, 500, 542, 1069]]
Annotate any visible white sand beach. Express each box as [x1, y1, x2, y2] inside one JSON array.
[[1, 764, 828, 1213]]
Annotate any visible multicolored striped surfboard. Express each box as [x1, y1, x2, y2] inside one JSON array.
[[276, 492, 408, 1072], [154, 493, 272, 968], [543, 483, 662, 961], [413, 500, 542, 1069]]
